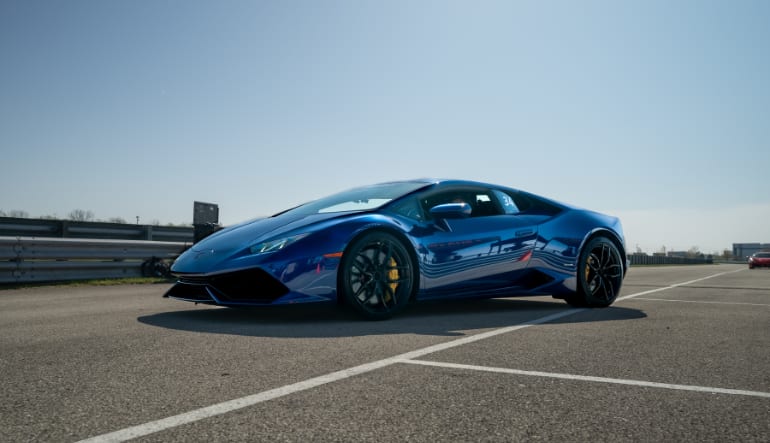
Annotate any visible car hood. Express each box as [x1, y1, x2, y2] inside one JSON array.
[[173, 211, 356, 274], [191, 211, 351, 253]]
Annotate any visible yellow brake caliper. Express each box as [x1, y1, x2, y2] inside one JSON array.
[[385, 257, 399, 302]]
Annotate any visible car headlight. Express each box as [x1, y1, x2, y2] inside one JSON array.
[[249, 233, 309, 255]]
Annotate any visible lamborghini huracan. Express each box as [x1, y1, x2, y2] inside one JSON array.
[[165, 179, 628, 319]]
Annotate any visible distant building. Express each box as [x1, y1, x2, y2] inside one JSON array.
[[733, 243, 770, 259]]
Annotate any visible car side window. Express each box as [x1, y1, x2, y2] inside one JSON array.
[[472, 192, 502, 217], [492, 189, 520, 214], [389, 196, 425, 221], [420, 188, 504, 218]]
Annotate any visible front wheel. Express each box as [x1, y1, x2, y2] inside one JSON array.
[[339, 231, 415, 320], [566, 236, 624, 308]]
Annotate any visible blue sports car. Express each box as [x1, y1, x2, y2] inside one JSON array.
[[165, 179, 627, 319]]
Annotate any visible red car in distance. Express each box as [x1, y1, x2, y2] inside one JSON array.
[[748, 252, 770, 269]]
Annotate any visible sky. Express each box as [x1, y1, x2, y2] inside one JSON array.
[[1, 0, 768, 254]]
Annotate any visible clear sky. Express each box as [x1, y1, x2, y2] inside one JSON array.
[[1, 0, 768, 254]]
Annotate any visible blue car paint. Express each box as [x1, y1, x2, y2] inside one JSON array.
[[167, 179, 626, 307]]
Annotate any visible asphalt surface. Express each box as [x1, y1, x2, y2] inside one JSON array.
[[1, 263, 768, 442]]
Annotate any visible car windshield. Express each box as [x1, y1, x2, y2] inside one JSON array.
[[274, 181, 429, 217], [755, 253, 770, 258]]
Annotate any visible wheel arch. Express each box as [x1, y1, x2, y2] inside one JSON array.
[[579, 228, 628, 274], [335, 224, 421, 303]]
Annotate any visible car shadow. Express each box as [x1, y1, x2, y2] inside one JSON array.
[[138, 297, 647, 338]]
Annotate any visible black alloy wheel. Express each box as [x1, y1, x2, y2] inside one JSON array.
[[340, 231, 415, 320], [567, 236, 624, 308]]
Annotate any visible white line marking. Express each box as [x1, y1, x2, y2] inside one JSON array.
[[77, 267, 747, 442], [616, 268, 745, 302], [399, 359, 770, 399], [635, 297, 770, 307], [78, 308, 586, 442]]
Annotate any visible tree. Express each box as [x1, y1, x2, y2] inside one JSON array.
[[69, 209, 95, 221], [8, 210, 29, 218], [107, 217, 127, 224]]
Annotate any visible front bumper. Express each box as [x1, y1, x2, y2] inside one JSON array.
[[164, 268, 290, 305]]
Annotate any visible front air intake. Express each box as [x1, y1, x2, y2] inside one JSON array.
[[208, 268, 289, 302], [169, 268, 290, 304], [164, 281, 215, 303]]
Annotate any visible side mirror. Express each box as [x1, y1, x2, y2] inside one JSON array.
[[429, 203, 472, 219]]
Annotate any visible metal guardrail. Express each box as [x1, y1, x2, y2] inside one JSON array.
[[0, 237, 189, 283], [0, 217, 193, 242]]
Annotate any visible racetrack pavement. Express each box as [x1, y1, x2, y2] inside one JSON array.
[[1, 264, 768, 442]]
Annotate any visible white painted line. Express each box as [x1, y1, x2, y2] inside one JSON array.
[[77, 268, 744, 442], [77, 308, 586, 443], [617, 268, 745, 302], [399, 359, 770, 399], [635, 297, 770, 307]]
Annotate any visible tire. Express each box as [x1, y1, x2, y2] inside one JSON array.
[[141, 257, 170, 278], [565, 236, 624, 308], [339, 231, 415, 320]]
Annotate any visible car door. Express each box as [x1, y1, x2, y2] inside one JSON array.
[[412, 187, 545, 297]]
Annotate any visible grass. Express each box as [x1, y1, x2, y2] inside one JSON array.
[[0, 276, 174, 290]]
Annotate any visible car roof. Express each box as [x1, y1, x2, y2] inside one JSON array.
[[401, 178, 519, 191]]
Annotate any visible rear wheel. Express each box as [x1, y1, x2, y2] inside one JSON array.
[[340, 232, 415, 320], [566, 236, 623, 308]]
